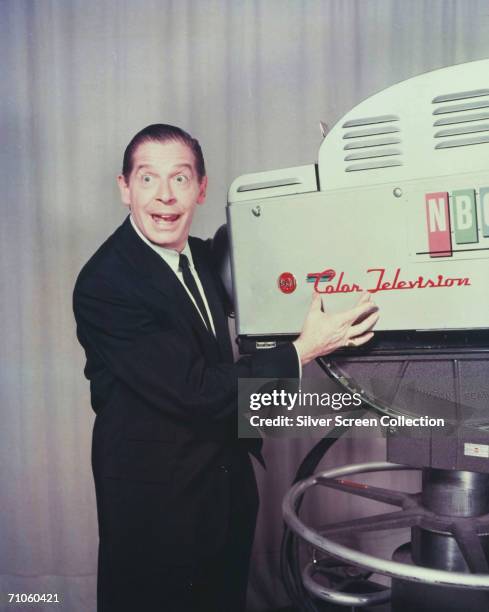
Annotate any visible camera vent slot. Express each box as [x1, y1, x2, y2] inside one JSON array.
[[433, 89, 489, 150], [341, 115, 402, 173]]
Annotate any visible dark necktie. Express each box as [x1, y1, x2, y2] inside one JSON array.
[[179, 253, 212, 332]]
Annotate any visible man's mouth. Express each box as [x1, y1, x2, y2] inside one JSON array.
[[151, 213, 181, 225]]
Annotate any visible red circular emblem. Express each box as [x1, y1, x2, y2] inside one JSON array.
[[278, 272, 297, 294]]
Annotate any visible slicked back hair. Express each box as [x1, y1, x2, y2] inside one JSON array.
[[122, 124, 206, 183]]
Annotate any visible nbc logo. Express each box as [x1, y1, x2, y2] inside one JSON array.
[[424, 188, 489, 258]]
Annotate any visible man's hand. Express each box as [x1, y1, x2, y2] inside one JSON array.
[[293, 291, 379, 366]]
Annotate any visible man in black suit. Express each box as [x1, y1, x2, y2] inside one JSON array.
[[73, 124, 378, 612]]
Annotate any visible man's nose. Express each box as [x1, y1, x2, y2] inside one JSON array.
[[156, 180, 176, 204]]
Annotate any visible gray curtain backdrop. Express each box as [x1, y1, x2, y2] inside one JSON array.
[[2, 1, 489, 610]]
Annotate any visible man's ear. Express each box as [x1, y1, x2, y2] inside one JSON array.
[[197, 175, 208, 205], [117, 174, 131, 207]]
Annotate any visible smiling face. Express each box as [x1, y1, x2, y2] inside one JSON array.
[[117, 139, 208, 251]]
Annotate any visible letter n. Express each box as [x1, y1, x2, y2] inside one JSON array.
[[425, 192, 452, 257]]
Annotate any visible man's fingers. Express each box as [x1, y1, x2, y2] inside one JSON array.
[[349, 310, 380, 338], [310, 290, 323, 312], [346, 331, 374, 347], [342, 300, 378, 325], [355, 290, 373, 306]]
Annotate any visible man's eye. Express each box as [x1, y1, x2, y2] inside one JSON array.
[[174, 174, 189, 184], [142, 175, 153, 184]]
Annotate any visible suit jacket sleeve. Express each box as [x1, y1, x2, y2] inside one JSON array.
[[73, 272, 299, 425]]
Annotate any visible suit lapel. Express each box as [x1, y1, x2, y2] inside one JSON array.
[[113, 217, 218, 354]]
